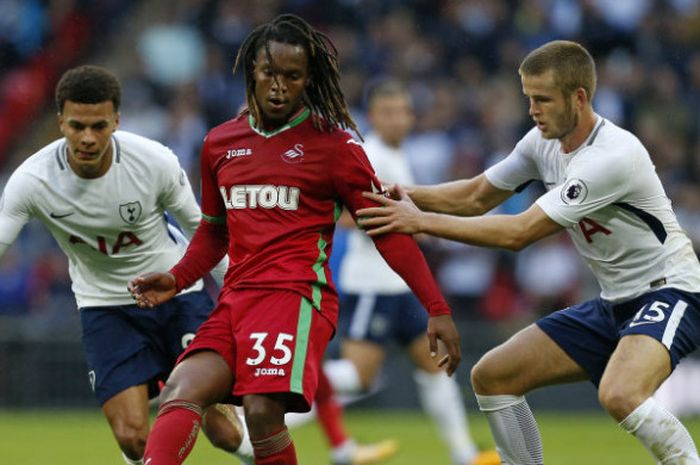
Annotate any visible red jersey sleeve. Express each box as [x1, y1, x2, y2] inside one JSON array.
[[199, 134, 227, 220], [332, 137, 450, 316], [169, 135, 229, 291]]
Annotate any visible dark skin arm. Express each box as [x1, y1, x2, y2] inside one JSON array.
[[428, 315, 461, 375], [128, 272, 177, 308]]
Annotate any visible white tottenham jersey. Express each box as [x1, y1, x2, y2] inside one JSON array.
[[0, 130, 206, 308], [486, 116, 700, 302], [340, 133, 414, 294]]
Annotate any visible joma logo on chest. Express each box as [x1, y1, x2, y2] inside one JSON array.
[[226, 148, 252, 159]]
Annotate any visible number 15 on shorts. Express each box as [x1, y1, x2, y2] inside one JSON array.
[[629, 301, 668, 327]]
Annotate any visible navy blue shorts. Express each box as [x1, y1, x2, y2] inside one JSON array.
[[537, 287, 700, 386], [80, 290, 214, 405], [338, 292, 427, 346]]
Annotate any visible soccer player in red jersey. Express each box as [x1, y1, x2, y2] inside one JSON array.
[[128, 14, 461, 465]]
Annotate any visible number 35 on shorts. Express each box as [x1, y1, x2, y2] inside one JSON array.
[[246, 332, 295, 366]]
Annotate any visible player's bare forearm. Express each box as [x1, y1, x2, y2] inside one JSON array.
[[415, 212, 531, 250], [359, 195, 562, 251], [418, 207, 562, 250], [407, 174, 511, 216], [407, 181, 479, 215]]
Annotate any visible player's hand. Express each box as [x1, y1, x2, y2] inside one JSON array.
[[427, 314, 461, 376], [128, 272, 177, 308], [356, 184, 423, 236], [378, 181, 399, 199]]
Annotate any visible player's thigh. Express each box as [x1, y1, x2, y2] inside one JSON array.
[[340, 339, 386, 387], [599, 334, 671, 418], [471, 324, 588, 395], [102, 384, 150, 434], [162, 350, 234, 407], [598, 288, 700, 409]]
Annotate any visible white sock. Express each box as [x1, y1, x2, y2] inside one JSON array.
[[324, 359, 363, 395], [121, 453, 144, 465], [620, 397, 700, 464], [476, 394, 543, 465], [414, 370, 478, 464], [284, 404, 317, 429], [233, 409, 254, 464]]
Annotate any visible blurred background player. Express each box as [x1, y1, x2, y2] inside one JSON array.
[[325, 79, 498, 465], [0, 65, 253, 465], [314, 370, 398, 465], [128, 13, 462, 465]]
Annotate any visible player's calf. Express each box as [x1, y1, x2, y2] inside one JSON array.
[[202, 404, 243, 451], [202, 404, 254, 464]]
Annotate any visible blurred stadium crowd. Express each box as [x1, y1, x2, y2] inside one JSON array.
[[2, 0, 700, 328]]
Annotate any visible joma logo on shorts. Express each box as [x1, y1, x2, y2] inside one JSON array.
[[220, 185, 300, 210], [254, 367, 287, 377]]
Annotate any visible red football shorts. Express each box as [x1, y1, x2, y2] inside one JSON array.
[[180, 288, 336, 412]]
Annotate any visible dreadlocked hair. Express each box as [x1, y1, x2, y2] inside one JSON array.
[[233, 14, 362, 140]]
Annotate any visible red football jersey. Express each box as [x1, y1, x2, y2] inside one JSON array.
[[200, 110, 379, 310], [185, 108, 450, 324]]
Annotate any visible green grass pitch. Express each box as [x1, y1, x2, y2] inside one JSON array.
[[2, 408, 699, 464]]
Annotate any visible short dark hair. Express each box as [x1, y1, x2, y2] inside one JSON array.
[[365, 79, 410, 109], [234, 14, 360, 138], [519, 40, 596, 100], [55, 65, 122, 113]]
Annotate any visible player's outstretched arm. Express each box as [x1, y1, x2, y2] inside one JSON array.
[[128, 272, 177, 308], [359, 184, 424, 235], [405, 174, 512, 217], [427, 315, 461, 376], [359, 190, 562, 251]]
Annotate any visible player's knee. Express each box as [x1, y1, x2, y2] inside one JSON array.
[[112, 422, 148, 458], [244, 407, 273, 436], [244, 398, 285, 438], [158, 377, 190, 404], [598, 383, 641, 421], [470, 354, 500, 394], [471, 352, 526, 395], [157, 381, 176, 404]]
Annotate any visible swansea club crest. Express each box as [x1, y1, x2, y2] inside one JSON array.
[[119, 201, 142, 224]]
